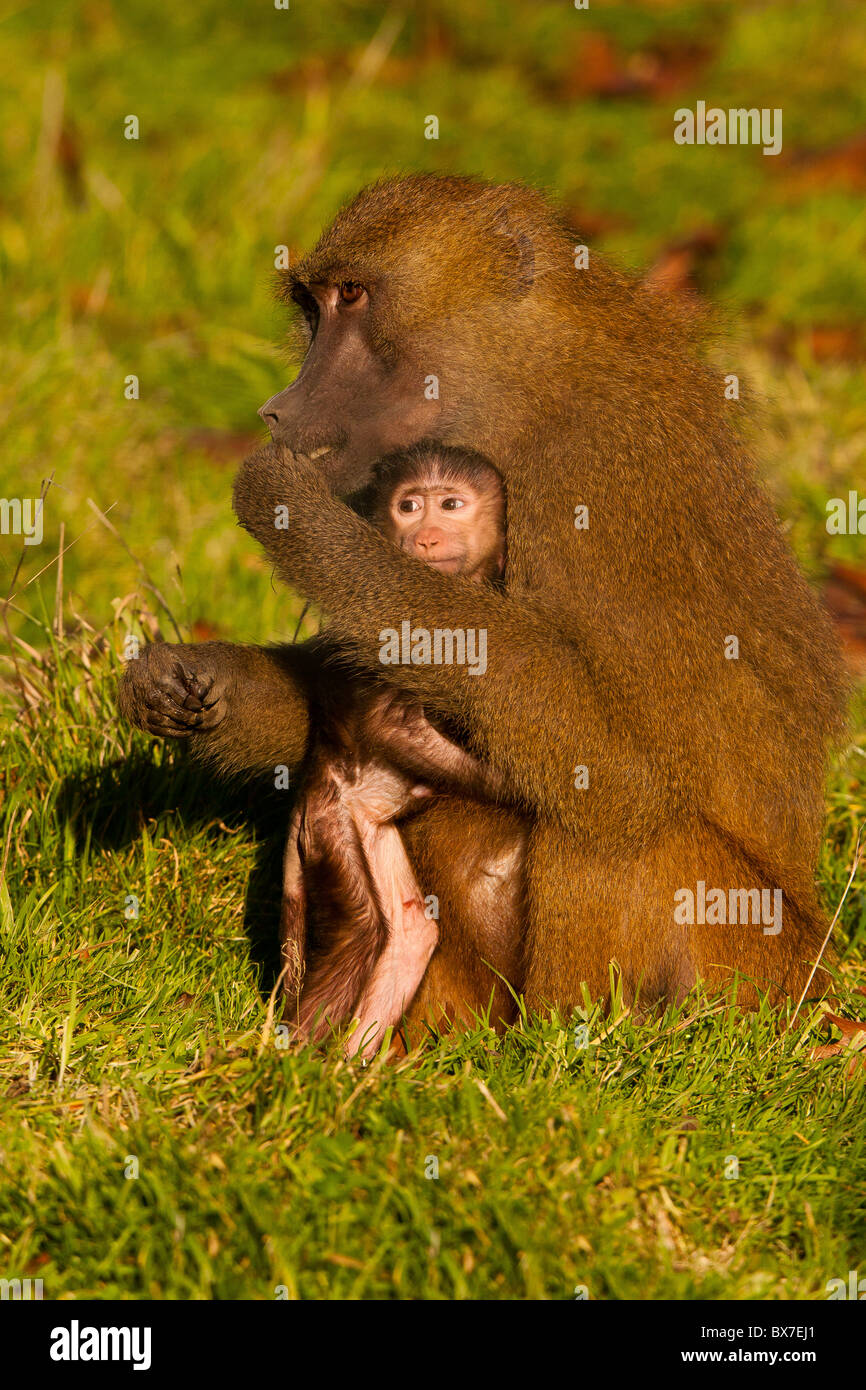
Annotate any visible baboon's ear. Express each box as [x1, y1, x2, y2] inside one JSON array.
[[491, 209, 536, 297]]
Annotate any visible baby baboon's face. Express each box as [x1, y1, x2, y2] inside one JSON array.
[[379, 457, 505, 585]]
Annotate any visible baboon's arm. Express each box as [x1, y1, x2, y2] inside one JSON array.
[[234, 446, 659, 833], [118, 639, 312, 779]]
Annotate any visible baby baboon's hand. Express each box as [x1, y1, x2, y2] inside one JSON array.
[[118, 643, 227, 738], [359, 688, 427, 749]]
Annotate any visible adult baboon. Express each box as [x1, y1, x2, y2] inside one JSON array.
[[120, 174, 846, 1024]]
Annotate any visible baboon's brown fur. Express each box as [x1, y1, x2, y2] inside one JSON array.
[[120, 174, 847, 1025]]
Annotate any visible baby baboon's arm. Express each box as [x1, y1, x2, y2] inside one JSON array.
[[357, 689, 507, 802]]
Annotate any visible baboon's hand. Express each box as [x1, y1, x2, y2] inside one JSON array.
[[118, 643, 227, 738]]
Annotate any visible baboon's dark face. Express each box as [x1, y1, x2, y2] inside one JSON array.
[[255, 176, 542, 496], [258, 279, 440, 495]]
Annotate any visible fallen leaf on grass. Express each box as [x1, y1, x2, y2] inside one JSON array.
[[184, 429, 264, 464], [778, 132, 866, 194], [808, 325, 864, 362], [811, 1012, 866, 1074], [552, 32, 712, 101], [822, 562, 866, 675], [644, 227, 725, 295]]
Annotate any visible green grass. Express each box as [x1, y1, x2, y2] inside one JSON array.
[[0, 626, 864, 1299], [1, 0, 865, 1299]]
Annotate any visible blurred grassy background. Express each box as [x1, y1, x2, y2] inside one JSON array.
[[2, 0, 866, 643], [1, 0, 865, 1301]]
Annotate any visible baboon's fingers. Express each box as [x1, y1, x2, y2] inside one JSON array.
[[137, 660, 225, 733], [170, 659, 215, 711]]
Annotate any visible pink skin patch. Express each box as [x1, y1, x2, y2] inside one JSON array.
[[345, 821, 438, 1058]]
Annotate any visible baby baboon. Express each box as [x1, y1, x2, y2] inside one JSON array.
[[283, 442, 523, 1056]]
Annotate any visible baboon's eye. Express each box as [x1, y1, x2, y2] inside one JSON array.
[[339, 281, 366, 305], [292, 286, 319, 332]]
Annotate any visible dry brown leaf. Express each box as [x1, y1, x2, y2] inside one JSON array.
[[779, 133, 866, 194], [823, 562, 866, 676], [644, 227, 724, 295], [809, 325, 864, 362]]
